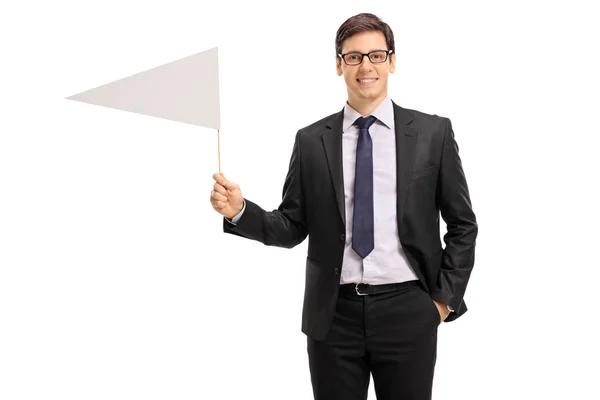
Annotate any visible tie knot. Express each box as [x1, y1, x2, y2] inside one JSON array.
[[354, 115, 377, 130]]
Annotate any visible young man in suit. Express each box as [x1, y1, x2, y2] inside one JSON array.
[[209, 12, 477, 400]]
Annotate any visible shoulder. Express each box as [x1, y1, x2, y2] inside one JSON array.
[[296, 109, 343, 138], [394, 104, 449, 125], [395, 103, 450, 131]]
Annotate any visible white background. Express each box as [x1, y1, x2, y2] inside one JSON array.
[[1, 1, 599, 399]]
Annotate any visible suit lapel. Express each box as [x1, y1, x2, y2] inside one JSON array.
[[321, 103, 418, 231], [322, 109, 346, 226], [393, 102, 418, 228]]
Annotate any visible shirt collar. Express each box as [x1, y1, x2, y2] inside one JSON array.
[[342, 96, 394, 133]]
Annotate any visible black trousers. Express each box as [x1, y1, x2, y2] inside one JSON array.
[[307, 281, 439, 400]]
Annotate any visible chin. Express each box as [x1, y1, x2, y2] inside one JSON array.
[[356, 90, 381, 100]]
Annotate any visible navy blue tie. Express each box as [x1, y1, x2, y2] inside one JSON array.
[[352, 115, 377, 258]]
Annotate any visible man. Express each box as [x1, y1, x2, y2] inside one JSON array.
[[209, 12, 477, 400]]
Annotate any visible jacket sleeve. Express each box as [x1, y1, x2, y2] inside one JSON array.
[[430, 118, 478, 314], [222, 131, 308, 248]]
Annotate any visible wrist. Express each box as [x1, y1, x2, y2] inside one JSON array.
[[236, 201, 244, 215]]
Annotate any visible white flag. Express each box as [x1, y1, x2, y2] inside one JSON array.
[[66, 47, 220, 130]]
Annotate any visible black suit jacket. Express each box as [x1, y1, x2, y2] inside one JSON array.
[[223, 101, 478, 340]]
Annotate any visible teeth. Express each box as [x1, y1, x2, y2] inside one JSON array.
[[359, 78, 376, 83]]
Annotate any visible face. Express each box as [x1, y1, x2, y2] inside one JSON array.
[[336, 30, 396, 108]]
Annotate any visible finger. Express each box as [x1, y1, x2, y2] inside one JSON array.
[[224, 179, 239, 191], [213, 173, 238, 191], [210, 191, 222, 204], [211, 190, 228, 202], [213, 200, 228, 209], [210, 196, 224, 208], [212, 172, 229, 187], [213, 182, 228, 196]]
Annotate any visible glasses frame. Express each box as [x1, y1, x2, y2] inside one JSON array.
[[337, 49, 393, 66]]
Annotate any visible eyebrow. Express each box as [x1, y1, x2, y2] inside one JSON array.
[[342, 48, 387, 53]]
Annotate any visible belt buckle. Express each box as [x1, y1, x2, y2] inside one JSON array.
[[355, 283, 369, 296]]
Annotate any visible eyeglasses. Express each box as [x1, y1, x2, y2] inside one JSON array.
[[338, 50, 393, 66]]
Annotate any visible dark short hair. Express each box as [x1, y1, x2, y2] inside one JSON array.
[[335, 13, 395, 57]]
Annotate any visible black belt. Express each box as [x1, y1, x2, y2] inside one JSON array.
[[339, 280, 419, 296]]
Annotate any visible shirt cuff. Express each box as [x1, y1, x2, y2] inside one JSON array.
[[226, 200, 246, 225]]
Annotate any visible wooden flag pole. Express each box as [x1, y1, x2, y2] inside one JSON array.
[[217, 129, 221, 173]]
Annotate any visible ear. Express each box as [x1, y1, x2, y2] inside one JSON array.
[[336, 57, 343, 76], [389, 52, 396, 73]]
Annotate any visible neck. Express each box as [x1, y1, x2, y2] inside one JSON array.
[[347, 93, 387, 116]]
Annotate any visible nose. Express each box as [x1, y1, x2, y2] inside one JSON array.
[[358, 55, 373, 70]]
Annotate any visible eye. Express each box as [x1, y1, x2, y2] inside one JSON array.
[[370, 51, 388, 61]]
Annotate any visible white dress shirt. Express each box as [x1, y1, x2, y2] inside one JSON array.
[[339, 96, 418, 285]]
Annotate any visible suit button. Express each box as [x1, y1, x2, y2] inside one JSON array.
[[340, 234, 345, 241], [335, 268, 340, 276]]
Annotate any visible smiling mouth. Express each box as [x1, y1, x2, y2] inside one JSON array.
[[357, 78, 378, 85]]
